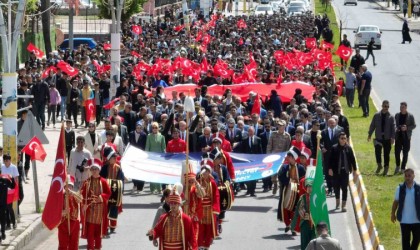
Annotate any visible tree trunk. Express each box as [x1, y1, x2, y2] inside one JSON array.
[[40, 0, 52, 57]]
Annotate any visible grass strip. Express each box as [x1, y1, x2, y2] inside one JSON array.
[[314, 1, 402, 249]]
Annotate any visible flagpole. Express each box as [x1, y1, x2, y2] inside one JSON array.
[[63, 122, 70, 235], [28, 111, 41, 212]]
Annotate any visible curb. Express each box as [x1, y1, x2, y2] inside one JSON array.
[[5, 217, 43, 250], [372, 0, 404, 21]]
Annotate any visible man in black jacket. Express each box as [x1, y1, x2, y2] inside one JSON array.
[[54, 69, 68, 121], [328, 132, 356, 212], [239, 127, 262, 197], [31, 73, 50, 130]]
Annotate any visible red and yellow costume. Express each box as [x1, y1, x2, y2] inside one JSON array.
[[197, 176, 220, 248], [58, 192, 80, 250], [166, 138, 187, 153], [80, 176, 111, 250], [152, 212, 195, 250], [100, 162, 124, 230], [185, 183, 204, 250]]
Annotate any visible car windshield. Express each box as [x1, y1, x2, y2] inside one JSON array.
[[256, 6, 272, 11], [288, 6, 304, 12], [289, 2, 304, 6], [359, 26, 379, 32]]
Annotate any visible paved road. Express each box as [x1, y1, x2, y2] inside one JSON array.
[[334, 0, 420, 177], [23, 182, 361, 250]]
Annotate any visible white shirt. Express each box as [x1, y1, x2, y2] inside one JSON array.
[[1, 164, 19, 178]]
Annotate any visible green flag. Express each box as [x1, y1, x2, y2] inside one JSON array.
[[310, 150, 331, 233]]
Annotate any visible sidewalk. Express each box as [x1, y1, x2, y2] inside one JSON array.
[[0, 117, 105, 250], [374, 0, 420, 31]]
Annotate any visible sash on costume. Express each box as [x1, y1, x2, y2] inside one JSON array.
[[107, 179, 123, 206]]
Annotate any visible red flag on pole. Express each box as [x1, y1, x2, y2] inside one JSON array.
[[277, 71, 283, 87], [131, 25, 142, 35], [57, 61, 79, 77], [251, 94, 261, 116], [103, 98, 120, 110], [237, 19, 247, 29], [27, 42, 45, 58], [42, 125, 67, 230], [335, 45, 353, 61], [305, 37, 317, 49], [85, 99, 96, 123], [21, 136, 47, 162]]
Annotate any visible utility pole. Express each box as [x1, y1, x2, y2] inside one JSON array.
[[109, 0, 124, 99], [69, 1, 75, 51], [0, 0, 26, 218]]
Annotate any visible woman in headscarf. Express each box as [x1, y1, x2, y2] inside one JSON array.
[[402, 19, 412, 44]]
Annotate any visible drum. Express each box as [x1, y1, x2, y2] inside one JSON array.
[[107, 179, 123, 206], [218, 181, 233, 211], [283, 181, 298, 211]]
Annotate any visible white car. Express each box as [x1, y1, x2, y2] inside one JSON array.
[[288, 0, 310, 10], [287, 1, 308, 11], [253, 5, 275, 15], [287, 6, 306, 16], [353, 25, 382, 50], [344, 0, 357, 5]]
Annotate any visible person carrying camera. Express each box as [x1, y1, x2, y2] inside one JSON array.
[[69, 136, 93, 191]]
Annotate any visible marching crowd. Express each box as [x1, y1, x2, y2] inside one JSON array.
[[0, 5, 391, 250]]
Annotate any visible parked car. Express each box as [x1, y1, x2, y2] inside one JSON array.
[[59, 38, 98, 50], [344, 0, 357, 5], [353, 25, 382, 50], [253, 5, 275, 15]]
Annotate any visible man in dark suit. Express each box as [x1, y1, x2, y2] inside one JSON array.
[[225, 118, 242, 150], [239, 127, 262, 197], [199, 127, 213, 153], [128, 122, 148, 193], [65, 119, 75, 164], [250, 113, 264, 136], [259, 121, 272, 154], [321, 118, 344, 196], [115, 116, 129, 146], [118, 102, 138, 134], [193, 88, 209, 113], [296, 112, 312, 133]]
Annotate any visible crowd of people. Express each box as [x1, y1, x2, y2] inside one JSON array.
[[4, 6, 365, 250]]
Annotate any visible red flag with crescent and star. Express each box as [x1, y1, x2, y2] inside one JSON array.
[[251, 94, 261, 116], [335, 45, 353, 61], [42, 124, 67, 230], [27, 43, 45, 59], [57, 61, 79, 77], [21, 136, 47, 162], [131, 25, 142, 35], [85, 99, 96, 123]]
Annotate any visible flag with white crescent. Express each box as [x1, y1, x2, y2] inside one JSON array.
[[27, 42, 45, 59], [21, 136, 47, 162], [310, 150, 331, 234], [85, 99, 96, 123], [42, 124, 67, 230], [335, 45, 353, 61]]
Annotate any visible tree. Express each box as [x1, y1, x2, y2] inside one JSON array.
[[40, 0, 52, 55], [94, 0, 145, 22]]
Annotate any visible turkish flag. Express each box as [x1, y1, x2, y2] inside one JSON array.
[[237, 19, 247, 29], [57, 61, 79, 77], [85, 99, 96, 123], [42, 66, 57, 79], [201, 34, 212, 45], [238, 37, 244, 45], [174, 25, 185, 32], [132, 25, 142, 35], [103, 97, 120, 110], [41, 124, 67, 230], [5, 174, 18, 204], [21, 136, 47, 162], [320, 40, 334, 51], [27, 42, 45, 59], [305, 37, 317, 49], [195, 31, 203, 42], [103, 43, 111, 50], [251, 94, 261, 116], [335, 45, 353, 61], [200, 58, 212, 73], [131, 51, 142, 58]]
